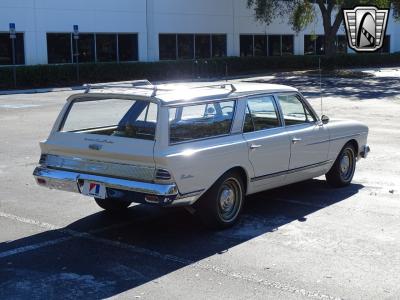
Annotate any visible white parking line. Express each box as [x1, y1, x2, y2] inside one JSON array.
[[0, 210, 341, 300], [0, 211, 133, 259], [0, 236, 73, 259]]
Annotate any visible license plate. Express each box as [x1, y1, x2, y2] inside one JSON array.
[[81, 181, 107, 199]]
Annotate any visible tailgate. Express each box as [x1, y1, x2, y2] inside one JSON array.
[[39, 94, 158, 182], [40, 132, 156, 181]]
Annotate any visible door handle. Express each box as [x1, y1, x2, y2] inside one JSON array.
[[292, 137, 302, 144], [250, 144, 262, 150]]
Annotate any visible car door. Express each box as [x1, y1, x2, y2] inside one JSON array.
[[277, 93, 330, 182], [243, 95, 291, 192]]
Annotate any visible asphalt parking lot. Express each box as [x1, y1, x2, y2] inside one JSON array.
[[0, 74, 399, 299]]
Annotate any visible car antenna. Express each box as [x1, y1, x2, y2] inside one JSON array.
[[319, 56, 323, 116]]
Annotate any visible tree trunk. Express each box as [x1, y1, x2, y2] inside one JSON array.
[[316, 0, 344, 69], [323, 33, 337, 70], [324, 33, 337, 57]]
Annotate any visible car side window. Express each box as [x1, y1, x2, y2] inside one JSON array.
[[169, 100, 235, 144], [244, 96, 280, 133], [278, 94, 316, 126]]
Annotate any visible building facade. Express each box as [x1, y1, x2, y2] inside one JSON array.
[[1, 0, 399, 66]]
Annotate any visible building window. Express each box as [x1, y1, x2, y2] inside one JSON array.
[[304, 35, 316, 55], [315, 35, 325, 55], [0, 32, 25, 65], [304, 35, 325, 55], [47, 33, 71, 64], [305, 35, 349, 55], [118, 34, 138, 61], [159, 34, 177, 60], [47, 32, 138, 64], [178, 34, 194, 60], [268, 35, 281, 56], [336, 35, 348, 54], [240, 35, 254, 57], [254, 35, 267, 56], [76, 34, 95, 63], [240, 34, 293, 57], [212, 35, 227, 57], [379, 35, 390, 53], [282, 35, 294, 55], [159, 34, 227, 60], [96, 34, 117, 62], [195, 34, 211, 59]]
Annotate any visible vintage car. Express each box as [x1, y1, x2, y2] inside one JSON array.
[[33, 80, 370, 228]]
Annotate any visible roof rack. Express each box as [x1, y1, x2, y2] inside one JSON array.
[[84, 79, 157, 94], [82, 80, 237, 97], [193, 83, 237, 93]]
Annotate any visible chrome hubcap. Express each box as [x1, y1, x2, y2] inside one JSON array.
[[340, 154, 350, 174], [220, 188, 235, 213], [340, 149, 355, 181], [218, 178, 242, 222]]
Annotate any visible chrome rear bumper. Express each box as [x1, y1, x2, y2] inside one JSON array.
[[33, 167, 199, 206]]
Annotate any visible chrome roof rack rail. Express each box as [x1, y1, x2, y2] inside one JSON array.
[[151, 85, 158, 97], [83, 79, 156, 94], [193, 83, 237, 93]]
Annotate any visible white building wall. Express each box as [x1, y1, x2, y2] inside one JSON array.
[[0, 0, 399, 65]]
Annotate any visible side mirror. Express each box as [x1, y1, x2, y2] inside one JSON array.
[[321, 115, 330, 125]]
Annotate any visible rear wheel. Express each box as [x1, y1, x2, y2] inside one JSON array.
[[195, 171, 244, 229], [326, 143, 356, 187], [94, 197, 131, 212]]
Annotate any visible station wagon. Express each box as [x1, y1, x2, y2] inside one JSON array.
[[33, 81, 370, 228]]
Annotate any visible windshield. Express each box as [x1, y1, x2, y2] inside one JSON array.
[[60, 97, 158, 140]]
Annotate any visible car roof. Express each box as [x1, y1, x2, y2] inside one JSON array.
[[82, 81, 298, 106]]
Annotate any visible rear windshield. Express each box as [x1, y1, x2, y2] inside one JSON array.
[[169, 100, 235, 144], [60, 97, 158, 140]]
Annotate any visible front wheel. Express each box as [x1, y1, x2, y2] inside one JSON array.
[[94, 197, 131, 212], [326, 143, 356, 187], [195, 171, 244, 229]]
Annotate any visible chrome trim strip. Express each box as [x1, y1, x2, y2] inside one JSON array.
[[251, 169, 287, 182], [42, 154, 155, 182], [251, 160, 332, 182], [180, 189, 205, 197], [170, 196, 198, 207], [33, 167, 178, 196], [307, 133, 361, 146]]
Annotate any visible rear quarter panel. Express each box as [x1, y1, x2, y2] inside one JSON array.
[[325, 119, 369, 163], [154, 135, 253, 195], [154, 103, 253, 196]]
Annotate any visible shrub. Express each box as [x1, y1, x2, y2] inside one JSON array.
[[0, 53, 399, 90]]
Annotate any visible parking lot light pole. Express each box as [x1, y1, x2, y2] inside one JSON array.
[[9, 23, 17, 88], [73, 25, 80, 83]]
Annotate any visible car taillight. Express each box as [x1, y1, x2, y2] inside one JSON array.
[[155, 169, 172, 180]]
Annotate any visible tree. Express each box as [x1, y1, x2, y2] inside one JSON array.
[[247, 0, 400, 57]]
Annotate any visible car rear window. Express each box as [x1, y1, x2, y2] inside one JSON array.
[[60, 97, 158, 140], [169, 100, 235, 144]]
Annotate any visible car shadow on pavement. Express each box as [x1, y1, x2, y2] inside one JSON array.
[[0, 179, 363, 299]]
